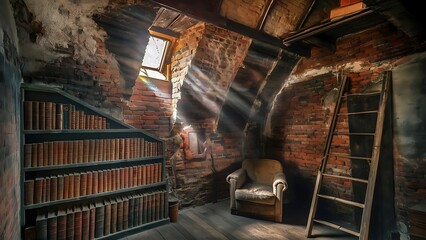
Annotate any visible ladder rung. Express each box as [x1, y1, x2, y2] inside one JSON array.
[[313, 219, 360, 237], [338, 110, 378, 116], [341, 92, 381, 98], [333, 132, 375, 136], [317, 194, 365, 208], [328, 153, 371, 160], [323, 173, 369, 183]]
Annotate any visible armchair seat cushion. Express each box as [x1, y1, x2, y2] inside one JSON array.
[[235, 182, 275, 205]]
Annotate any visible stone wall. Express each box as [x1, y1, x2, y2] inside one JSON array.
[[0, 0, 22, 239]]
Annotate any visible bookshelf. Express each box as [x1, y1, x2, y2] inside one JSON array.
[[20, 84, 169, 240]]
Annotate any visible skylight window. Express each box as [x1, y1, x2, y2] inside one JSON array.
[[141, 36, 167, 70]]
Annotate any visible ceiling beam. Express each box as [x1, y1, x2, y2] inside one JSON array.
[[257, 0, 276, 31], [148, 0, 311, 57]]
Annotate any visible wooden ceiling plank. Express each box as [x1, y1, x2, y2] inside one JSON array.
[[257, 0, 276, 31]]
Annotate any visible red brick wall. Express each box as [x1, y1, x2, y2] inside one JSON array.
[[0, 1, 21, 238], [267, 22, 425, 234]]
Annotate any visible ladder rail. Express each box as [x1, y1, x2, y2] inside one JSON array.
[[306, 75, 348, 237], [359, 71, 392, 240]]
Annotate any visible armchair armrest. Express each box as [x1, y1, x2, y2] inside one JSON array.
[[226, 168, 247, 189], [273, 172, 288, 201]]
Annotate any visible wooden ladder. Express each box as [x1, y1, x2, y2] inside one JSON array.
[[305, 71, 392, 239]]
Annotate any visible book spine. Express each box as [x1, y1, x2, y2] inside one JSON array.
[[68, 174, 74, 199], [57, 176, 64, 200], [117, 200, 123, 231], [74, 174, 80, 198], [57, 213, 67, 240], [66, 210, 75, 240], [92, 171, 98, 194], [123, 198, 129, 230], [34, 178, 43, 204], [24, 180, 34, 205], [86, 172, 93, 195], [82, 207, 90, 240], [95, 204, 105, 238], [138, 195, 143, 224], [50, 176, 57, 202], [74, 209, 82, 240], [37, 143, 43, 167], [128, 197, 134, 228], [32, 101, 39, 130], [36, 214, 47, 240], [104, 202, 111, 236], [47, 212, 57, 240], [134, 195, 139, 226], [89, 205, 96, 239], [98, 170, 104, 193], [48, 142, 54, 166], [58, 141, 64, 165], [63, 174, 69, 199], [56, 103, 63, 130], [31, 143, 38, 167], [80, 173, 87, 196], [45, 177, 51, 202], [53, 141, 59, 166], [51, 103, 56, 130], [111, 202, 117, 234], [24, 144, 32, 168], [39, 102, 45, 130], [43, 142, 48, 166], [24, 101, 33, 130], [45, 102, 52, 130]]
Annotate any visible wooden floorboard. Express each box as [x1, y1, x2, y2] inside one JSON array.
[[121, 199, 357, 240]]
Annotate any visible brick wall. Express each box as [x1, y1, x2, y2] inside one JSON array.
[[267, 22, 425, 236], [0, 0, 21, 239]]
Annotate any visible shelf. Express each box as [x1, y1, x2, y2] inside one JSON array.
[[23, 129, 161, 140], [24, 156, 162, 172], [95, 218, 170, 240], [25, 181, 167, 210]]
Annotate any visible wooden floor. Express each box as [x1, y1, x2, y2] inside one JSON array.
[[121, 200, 357, 240]]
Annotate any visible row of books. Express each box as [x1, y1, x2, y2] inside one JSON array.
[[24, 164, 162, 205], [33, 191, 167, 239], [24, 101, 108, 130], [24, 138, 162, 168]]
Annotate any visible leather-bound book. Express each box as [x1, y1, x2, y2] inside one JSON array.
[[24, 101, 33, 130], [82, 205, 90, 240], [74, 206, 82, 240], [140, 138, 145, 158], [32, 101, 40, 130], [105, 139, 110, 161], [57, 141, 64, 165], [103, 170, 108, 192], [51, 103, 56, 130], [142, 165, 147, 186], [47, 211, 57, 240], [57, 175, 64, 200], [147, 164, 152, 185], [70, 105, 76, 130], [128, 167, 133, 188], [142, 193, 148, 224], [74, 110, 80, 129], [89, 203, 96, 240], [44, 177, 51, 202], [160, 191, 165, 219], [104, 200, 111, 236], [74, 174, 80, 198], [106, 170, 112, 192], [37, 143, 43, 167], [88, 140, 95, 163], [43, 142, 49, 166], [63, 174, 69, 199], [114, 139, 120, 160], [94, 202, 105, 238], [78, 140, 83, 163], [68, 140, 74, 165], [99, 139, 104, 162], [80, 173, 87, 196], [55, 103, 63, 130], [124, 138, 130, 159], [56, 209, 67, 240], [34, 177, 43, 204], [110, 199, 117, 234], [98, 170, 104, 193], [31, 143, 38, 167], [128, 196, 134, 228], [38, 102, 45, 130], [102, 117, 107, 129], [73, 141, 79, 164], [133, 194, 140, 226], [83, 140, 89, 163], [120, 139, 125, 160], [24, 180, 34, 205], [48, 142, 54, 166], [24, 144, 32, 168], [137, 166, 142, 186], [50, 176, 57, 201], [62, 141, 68, 165], [86, 172, 93, 195], [155, 192, 161, 221], [53, 141, 59, 166], [45, 102, 53, 130], [36, 212, 47, 240], [119, 168, 125, 189], [123, 197, 129, 230], [92, 171, 98, 194], [138, 194, 144, 224], [147, 194, 152, 222], [116, 198, 123, 231], [66, 207, 75, 240], [110, 139, 116, 161], [68, 173, 74, 199]]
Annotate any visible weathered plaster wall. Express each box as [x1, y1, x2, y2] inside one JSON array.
[[0, 0, 22, 239]]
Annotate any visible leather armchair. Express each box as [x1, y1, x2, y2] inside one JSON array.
[[226, 159, 288, 222]]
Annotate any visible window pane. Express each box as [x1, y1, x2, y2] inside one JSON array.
[[141, 36, 167, 69]]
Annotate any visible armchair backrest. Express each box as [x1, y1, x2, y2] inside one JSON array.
[[242, 159, 283, 185]]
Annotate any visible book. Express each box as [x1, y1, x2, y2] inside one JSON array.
[[69, 173, 75, 199], [24, 180, 34, 205], [89, 203, 96, 240], [142, 194, 148, 224], [80, 173, 87, 196], [34, 177, 43, 204], [68, 141, 74, 165], [160, 191, 165, 219], [62, 104, 70, 129], [31, 143, 38, 167], [44, 177, 51, 202], [24, 101, 33, 130], [24, 144, 32, 168], [86, 172, 93, 195], [92, 171, 98, 194], [39, 102, 45, 130], [147, 164, 152, 184], [128, 166, 133, 188], [47, 211, 57, 240], [95, 202, 105, 238], [78, 140, 84, 163], [48, 142, 54, 166], [83, 140, 89, 163], [74, 174, 80, 198], [138, 194, 144, 224], [45, 102, 53, 130], [82, 205, 90, 240], [37, 143, 43, 167], [74, 110, 80, 129], [137, 166, 142, 186], [104, 200, 111, 235], [74, 206, 82, 240], [123, 197, 129, 230], [36, 213, 47, 240], [134, 194, 140, 226], [66, 207, 75, 240], [89, 140, 95, 163], [24, 226, 36, 240], [98, 170, 104, 193], [73, 141, 79, 164], [142, 165, 147, 185], [105, 139, 110, 161], [55, 103, 63, 130], [63, 174, 69, 199], [110, 199, 117, 234], [155, 192, 161, 221], [128, 196, 134, 228], [110, 139, 116, 161], [31, 101, 39, 130], [119, 168, 125, 189], [62, 141, 68, 165], [57, 209, 67, 240], [50, 176, 57, 202], [58, 141, 64, 165], [57, 175, 64, 200], [117, 198, 123, 231], [43, 142, 49, 166], [99, 139, 104, 161], [51, 103, 56, 130], [53, 141, 59, 166], [147, 194, 152, 222], [106, 170, 112, 192]]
